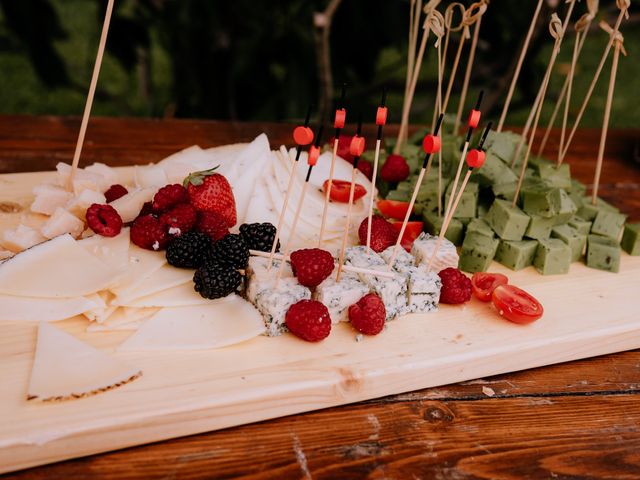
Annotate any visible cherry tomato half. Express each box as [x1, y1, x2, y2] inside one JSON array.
[[322, 179, 366, 203], [390, 221, 423, 251], [377, 199, 412, 221], [491, 284, 544, 324], [471, 272, 509, 302]]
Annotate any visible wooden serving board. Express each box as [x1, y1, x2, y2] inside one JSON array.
[[1, 170, 640, 474]]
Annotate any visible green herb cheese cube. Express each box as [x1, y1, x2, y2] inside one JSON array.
[[459, 232, 500, 273], [492, 181, 518, 200], [444, 181, 478, 218], [423, 211, 465, 246], [552, 188, 578, 225], [621, 223, 640, 256], [590, 210, 627, 240], [585, 234, 621, 273], [524, 215, 555, 240], [551, 224, 587, 262], [567, 216, 592, 235], [484, 130, 524, 165], [534, 238, 571, 275], [528, 157, 572, 191], [495, 239, 538, 270], [466, 218, 495, 238], [571, 178, 587, 196], [470, 151, 518, 187], [477, 202, 490, 218], [486, 199, 531, 241], [521, 184, 557, 218], [577, 197, 619, 221]]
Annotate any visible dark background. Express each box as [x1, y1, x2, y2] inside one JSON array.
[[0, 0, 637, 127]]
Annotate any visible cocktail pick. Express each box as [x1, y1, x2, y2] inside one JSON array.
[[336, 117, 365, 282], [267, 104, 314, 270], [386, 113, 445, 271], [497, 0, 544, 133], [403, 0, 423, 144], [427, 122, 492, 272], [453, 0, 488, 135], [592, 21, 626, 205], [443, 90, 483, 224], [440, 2, 466, 116], [318, 83, 347, 247], [276, 124, 325, 283], [67, 0, 115, 191], [366, 88, 388, 251], [559, 0, 630, 164], [512, 6, 577, 208]]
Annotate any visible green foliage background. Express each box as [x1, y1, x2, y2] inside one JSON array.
[[0, 0, 637, 126]]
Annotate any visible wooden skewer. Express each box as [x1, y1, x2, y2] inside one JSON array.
[[592, 25, 625, 205], [559, 4, 629, 163], [401, 0, 423, 146], [319, 84, 347, 247], [441, 4, 468, 116], [366, 88, 388, 252], [497, 0, 544, 133], [67, 0, 115, 191]]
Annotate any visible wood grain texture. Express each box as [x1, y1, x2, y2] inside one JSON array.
[[0, 116, 639, 479]]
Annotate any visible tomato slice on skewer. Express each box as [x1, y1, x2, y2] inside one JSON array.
[[471, 272, 509, 302], [377, 200, 412, 220], [492, 285, 544, 324], [390, 221, 423, 251], [322, 179, 366, 203]]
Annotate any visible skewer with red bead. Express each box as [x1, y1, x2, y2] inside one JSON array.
[[366, 87, 388, 252]]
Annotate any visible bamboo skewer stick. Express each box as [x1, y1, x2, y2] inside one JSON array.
[[497, 0, 544, 133], [401, 0, 423, 146], [366, 88, 389, 251], [441, 3, 468, 116], [67, 0, 115, 190]]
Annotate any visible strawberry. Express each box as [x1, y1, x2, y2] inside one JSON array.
[[380, 154, 410, 182], [184, 168, 237, 228], [195, 211, 229, 242], [349, 293, 386, 335], [289, 248, 335, 288], [285, 300, 332, 342], [330, 135, 354, 163], [160, 203, 197, 236], [357, 215, 398, 253]]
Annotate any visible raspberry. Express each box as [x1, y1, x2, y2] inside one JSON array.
[[160, 203, 197, 236], [193, 259, 242, 299], [239, 222, 279, 252], [289, 248, 335, 288], [104, 184, 128, 203], [152, 184, 189, 213], [86, 203, 123, 237], [195, 211, 229, 242], [210, 233, 249, 269], [358, 215, 397, 253], [285, 300, 331, 342], [166, 231, 212, 268], [130, 214, 170, 250], [438, 267, 472, 304], [348, 293, 386, 335], [380, 154, 410, 182], [357, 159, 374, 180], [135, 201, 154, 220]]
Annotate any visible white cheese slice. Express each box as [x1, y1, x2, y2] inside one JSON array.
[[108, 245, 166, 295], [112, 264, 194, 305], [2, 224, 47, 252], [118, 296, 264, 351], [0, 234, 122, 298], [79, 228, 130, 271], [27, 322, 142, 401], [115, 282, 210, 308], [82, 291, 117, 323], [0, 295, 102, 322], [86, 307, 159, 332]]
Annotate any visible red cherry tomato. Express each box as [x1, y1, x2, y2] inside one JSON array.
[[471, 272, 509, 302], [322, 179, 366, 203], [390, 221, 423, 251], [491, 285, 544, 324], [376, 199, 413, 221]]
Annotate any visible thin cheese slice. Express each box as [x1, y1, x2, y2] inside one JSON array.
[[27, 322, 142, 401], [108, 245, 166, 296], [79, 228, 130, 271], [0, 295, 102, 322], [118, 296, 265, 351], [83, 291, 118, 323], [116, 282, 212, 308], [0, 234, 122, 298], [112, 264, 194, 305], [86, 307, 159, 332]]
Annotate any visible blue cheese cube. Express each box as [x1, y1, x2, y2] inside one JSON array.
[[254, 278, 311, 337], [245, 256, 293, 304], [411, 232, 459, 272], [380, 245, 416, 271], [343, 246, 385, 269], [355, 264, 407, 321], [402, 266, 441, 314], [314, 273, 370, 324]]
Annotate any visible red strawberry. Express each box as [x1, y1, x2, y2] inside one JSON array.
[[438, 267, 472, 304], [330, 135, 354, 163], [130, 214, 170, 251], [349, 293, 386, 335], [195, 211, 229, 242], [152, 184, 189, 213], [285, 300, 332, 342], [357, 215, 398, 253], [104, 184, 128, 203], [357, 159, 374, 180], [380, 154, 410, 182], [160, 203, 197, 236], [86, 204, 123, 237], [289, 248, 335, 288], [184, 168, 237, 228]]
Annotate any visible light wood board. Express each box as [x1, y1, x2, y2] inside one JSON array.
[[1, 170, 639, 473]]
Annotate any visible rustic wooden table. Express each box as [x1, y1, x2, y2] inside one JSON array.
[[1, 116, 639, 479]]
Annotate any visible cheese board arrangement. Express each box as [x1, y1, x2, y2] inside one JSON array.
[[0, 0, 638, 474]]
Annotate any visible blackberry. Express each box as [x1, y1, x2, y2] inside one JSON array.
[[239, 222, 279, 253], [166, 231, 212, 268], [211, 233, 249, 269], [193, 261, 241, 299]]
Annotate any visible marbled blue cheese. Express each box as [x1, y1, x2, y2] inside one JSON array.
[[245, 256, 292, 304], [343, 246, 386, 269], [411, 232, 459, 272], [254, 278, 310, 337], [380, 245, 415, 271], [402, 266, 441, 314], [356, 264, 407, 321], [314, 273, 370, 324]]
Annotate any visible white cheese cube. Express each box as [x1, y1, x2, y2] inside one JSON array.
[[402, 266, 441, 314], [355, 265, 407, 321], [245, 256, 293, 304], [411, 232, 459, 272], [344, 246, 385, 269], [41, 207, 85, 239], [2, 224, 46, 252], [85, 163, 119, 191], [254, 278, 311, 337], [66, 189, 107, 220], [380, 245, 415, 270], [314, 273, 370, 324], [55, 162, 104, 195], [109, 187, 156, 223], [31, 184, 73, 215], [134, 164, 169, 189]]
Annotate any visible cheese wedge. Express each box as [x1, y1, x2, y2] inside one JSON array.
[[112, 264, 194, 305], [118, 296, 265, 351], [27, 322, 142, 401], [116, 282, 211, 308], [0, 295, 102, 322], [108, 245, 166, 296], [0, 234, 121, 298]]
